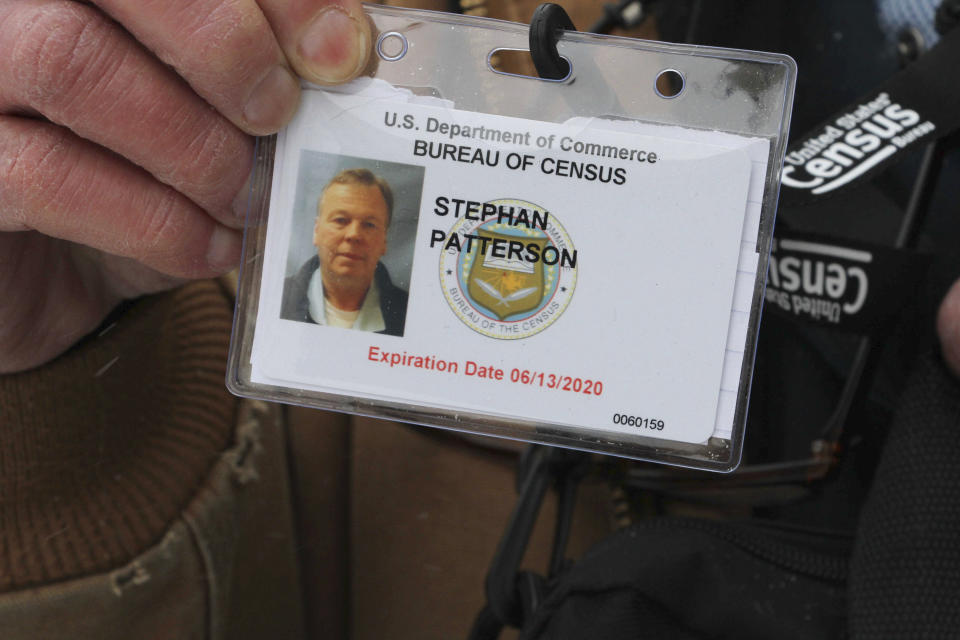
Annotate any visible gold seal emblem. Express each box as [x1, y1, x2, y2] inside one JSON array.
[[439, 198, 577, 339]]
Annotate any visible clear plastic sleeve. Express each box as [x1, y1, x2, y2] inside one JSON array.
[[227, 5, 797, 471]]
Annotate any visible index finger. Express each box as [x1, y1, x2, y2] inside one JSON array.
[[91, 0, 307, 135]]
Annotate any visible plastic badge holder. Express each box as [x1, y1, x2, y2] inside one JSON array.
[[227, 5, 796, 472]]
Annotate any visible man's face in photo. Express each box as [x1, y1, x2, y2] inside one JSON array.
[[313, 182, 389, 290]]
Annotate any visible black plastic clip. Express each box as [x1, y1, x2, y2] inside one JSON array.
[[529, 3, 577, 80]]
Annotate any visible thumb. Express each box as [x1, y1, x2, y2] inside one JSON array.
[[258, 0, 372, 85]]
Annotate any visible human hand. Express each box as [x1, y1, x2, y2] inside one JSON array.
[[0, 0, 371, 373], [938, 278, 960, 379]]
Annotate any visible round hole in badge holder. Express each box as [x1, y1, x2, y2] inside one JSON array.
[[655, 68, 685, 98], [377, 32, 408, 61]]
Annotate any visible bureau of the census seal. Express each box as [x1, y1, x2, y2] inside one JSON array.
[[439, 198, 577, 339]]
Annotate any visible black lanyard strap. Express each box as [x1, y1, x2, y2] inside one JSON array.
[[780, 26, 960, 205], [765, 229, 930, 335]]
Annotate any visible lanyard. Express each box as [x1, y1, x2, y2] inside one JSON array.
[[765, 229, 930, 334], [780, 27, 960, 205]]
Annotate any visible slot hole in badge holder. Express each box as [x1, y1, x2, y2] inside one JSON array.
[[487, 48, 572, 82], [655, 69, 685, 98], [377, 31, 408, 61]]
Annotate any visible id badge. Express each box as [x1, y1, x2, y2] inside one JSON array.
[[228, 5, 796, 471]]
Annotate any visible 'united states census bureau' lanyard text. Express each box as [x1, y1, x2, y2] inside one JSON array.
[[780, 26, 960, 206]]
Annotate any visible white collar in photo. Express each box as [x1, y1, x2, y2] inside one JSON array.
[[307, 267, 386, 333]]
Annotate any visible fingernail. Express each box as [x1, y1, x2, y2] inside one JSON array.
[[207, 226, 242, 271], [243, 65, 300, 133], [231, 173, 253, 224], [299, 7, 368, 83]]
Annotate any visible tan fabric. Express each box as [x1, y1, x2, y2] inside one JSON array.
[[0, 280, 236, 593], [0, 399, 305, 640], [286, 406, 352, 638], [348, 419, 613, 640], [286, 409, 614, 640]]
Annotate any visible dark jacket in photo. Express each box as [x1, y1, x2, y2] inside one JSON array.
[[280, 255, 408, 337]]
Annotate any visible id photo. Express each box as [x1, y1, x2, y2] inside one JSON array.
[[280, 151, 425, 337]]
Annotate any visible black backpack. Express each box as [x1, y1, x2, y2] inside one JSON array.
[[472, 349, 960, 639], [525, 355, 960, 640]]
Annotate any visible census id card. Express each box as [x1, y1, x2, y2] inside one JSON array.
[[247, 83, 769, 446]]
